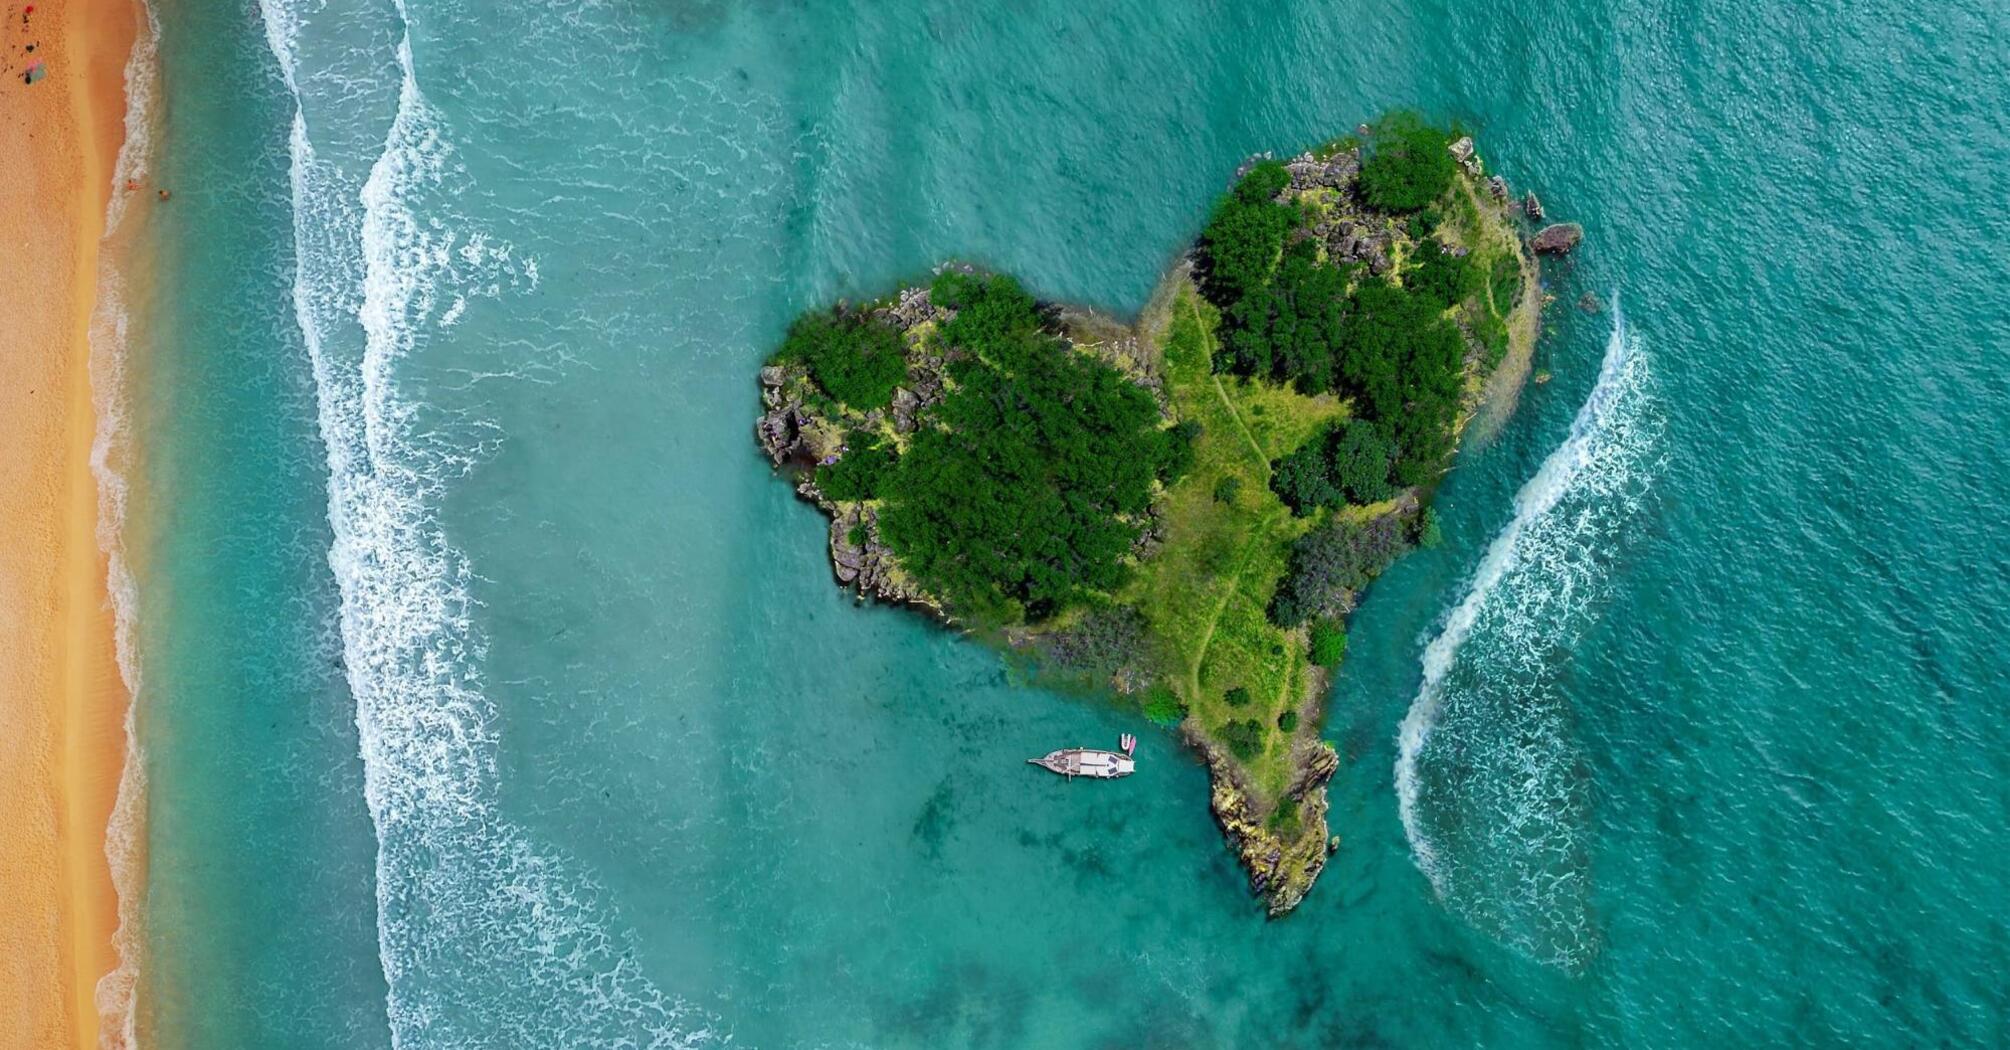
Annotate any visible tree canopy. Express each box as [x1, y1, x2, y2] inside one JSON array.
[[871, 272, 1192, 626], [779, 309, 908, 409], [1358, 115, 1456, 213]]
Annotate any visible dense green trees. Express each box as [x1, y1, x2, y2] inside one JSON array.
[[1221, 238, 1349, 390], [1271, 419, 1396, 514], [780, 309, 908, 409], [872, 272, 1192, 626], [1195, 118, 1474, 490], [1269, 511, 1413, 628], [1339, 280, 1467, 485], [817, 430, 894, 500], [1408, 241, 1479, 309], [1358, 116, 1456, 213], [1199, 161, 1297, 304]]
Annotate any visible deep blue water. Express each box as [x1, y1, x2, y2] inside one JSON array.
[[126, 0, 2010, 1046]]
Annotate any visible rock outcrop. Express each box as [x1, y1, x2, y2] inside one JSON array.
[[1530, 222, 1583, 254], [1196, 732, 1341, 916]]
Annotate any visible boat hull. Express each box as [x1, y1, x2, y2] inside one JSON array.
[[1028, 748, 1135, 779]]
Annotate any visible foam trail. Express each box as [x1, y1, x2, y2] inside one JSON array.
[[1395, 300, 1660, 967], [86, 3, 164, 1044], [260, 2, 714, 1044]]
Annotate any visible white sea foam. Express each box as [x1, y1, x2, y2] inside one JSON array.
[[88, 4, 164, 1044], [261, 3, 715, 1044], [1395, 301, 1661, 968]]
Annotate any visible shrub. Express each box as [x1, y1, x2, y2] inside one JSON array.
[[1277, 710, 1300, 732], [1310, 619, 1348, 668], [1271, 434, 1343, 514], [1142, 686, 1187, 727], [1408, 242, 1479, 309], [1219, 719, 1267, 761], [1223, 686, 1253, 708], [1328, 420, 1396, 504], [780, 309, 908, 409], [1359, 116, 1456, 213], [1213, 475, 1243, 504], [1042, 606, 1151, 681], [1270, 511, 1412, 627], [1415, 507, 1443, 548], [816, 430, 894, 501], [1266, 795, 1300, 833], [1157, 420, 1201, 485]]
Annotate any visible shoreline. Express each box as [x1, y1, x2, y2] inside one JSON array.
[[0, 0, 142, 1047]]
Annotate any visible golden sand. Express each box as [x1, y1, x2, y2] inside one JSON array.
[[0, 0, 140, 1045]]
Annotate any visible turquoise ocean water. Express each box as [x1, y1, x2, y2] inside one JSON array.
[[118, 0, 2010, 1046]]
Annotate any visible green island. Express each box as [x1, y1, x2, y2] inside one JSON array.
[[756, 114, 1555, 914]]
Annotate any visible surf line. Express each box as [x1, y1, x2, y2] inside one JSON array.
[[1395, 296, 1652, 899]]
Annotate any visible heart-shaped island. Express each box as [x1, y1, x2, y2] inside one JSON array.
[[757, 114, 1554, 915]]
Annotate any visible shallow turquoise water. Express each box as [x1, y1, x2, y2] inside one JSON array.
[[128, 0, 2010, 1046]]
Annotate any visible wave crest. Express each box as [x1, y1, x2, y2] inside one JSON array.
[[263, 6, 714, 1045], [1395, 300, 1662, 968]]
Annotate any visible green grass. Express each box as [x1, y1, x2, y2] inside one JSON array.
[[1122, 283, 1345, 798]]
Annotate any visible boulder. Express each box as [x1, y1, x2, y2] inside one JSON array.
[[1523, 191, 1545, 221], [1530, 222, 1583, 254]]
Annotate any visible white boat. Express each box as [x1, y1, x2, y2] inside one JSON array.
[[1028, 734, 1137, 779]]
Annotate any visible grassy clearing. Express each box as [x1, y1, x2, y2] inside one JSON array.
[[1123, 282, 1345, 799]]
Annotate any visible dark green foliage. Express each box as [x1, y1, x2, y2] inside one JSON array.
[[816, 430, 894, 501], [1270, 435, 1343, 514], [1200, 162, 1299, 305], [780, 309, 907, 409], [1269, 512, 1413, 627], [1277, 710, 1300, 732], [1157, 421, 1201, 486], [1266, 794, 1300, 832], [876, 273, 1167, 625], [1415, 507, 1443, 549], [1223, 686, 1253, 708], [1338, 280, 1467, 485], [1143, 686, 1187, 726], [1488, 253, 1522, 316], [1213, 475, 1243, 504], [1042, 606, 1151, 681], [1310, 619, 1348, 668], [1219, 719, 1267, 760], [1269, 420, 1395, 515], [1221, 238, 1348, 391], [1359, 115, 1456, 213], [1409, 243, 1479, 309], [1329, 420, 1397, 504]]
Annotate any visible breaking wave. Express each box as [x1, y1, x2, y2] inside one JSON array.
[[88, 3, 164, 1045], [260, 4, 714, 1045], [1395, 300, 1661, 968]]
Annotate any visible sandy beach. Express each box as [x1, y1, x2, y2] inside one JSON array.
[[0, 0, 140, 1046]]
